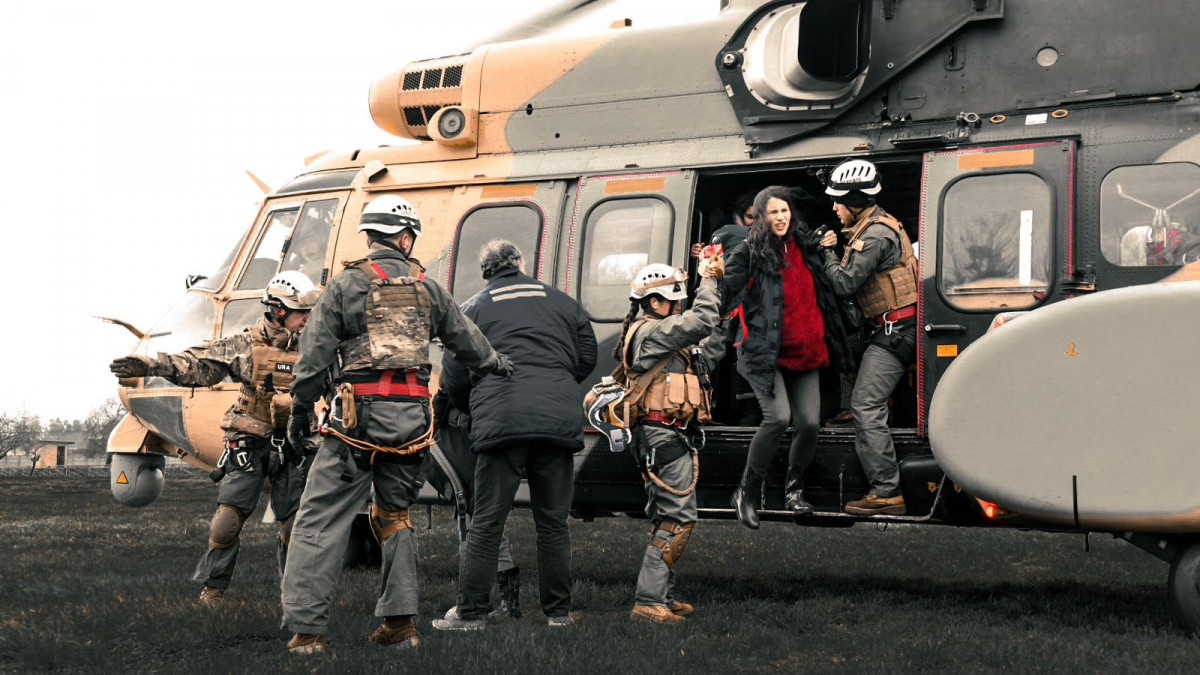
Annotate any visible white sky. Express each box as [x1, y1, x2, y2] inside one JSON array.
[[0, 0, 716, 421]]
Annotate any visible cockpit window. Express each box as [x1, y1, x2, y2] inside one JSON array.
[[237, 208, 299, 291], [280, 198, 339, 286], [189, 241, 239, 292], [1100, 162, 1200, 267], [939, 172, 1052, 311], [580, 198, 674, 320], [142, 292, 216, 359]]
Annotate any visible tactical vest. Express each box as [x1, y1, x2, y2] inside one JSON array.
[[621, 318, 712, 425], [841, 208, 919, 318], [228, 335, 299, 437], [338, 259, 433, 373]]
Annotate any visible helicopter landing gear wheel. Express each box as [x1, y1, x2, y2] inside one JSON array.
[[1167, 539, 1200, 636]]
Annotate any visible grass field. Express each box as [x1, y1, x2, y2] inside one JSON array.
[[1, 473, 1198, 674]]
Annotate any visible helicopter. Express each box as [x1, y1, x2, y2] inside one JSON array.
[[105, 0, 1200, 632]]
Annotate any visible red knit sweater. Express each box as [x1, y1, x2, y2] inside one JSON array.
[[777, 239, 829, 372]]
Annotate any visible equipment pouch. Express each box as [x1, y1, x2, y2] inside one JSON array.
[[645, 380, 668, 415], [667, 374, 686, 408], [270, 393, 292, 430], [887, 265, 917, 307]]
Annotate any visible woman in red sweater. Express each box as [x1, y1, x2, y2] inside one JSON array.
[[720, 186, 853, 529]]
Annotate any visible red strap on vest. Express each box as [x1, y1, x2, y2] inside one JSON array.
[[369, 261, 389, 281], [732, 304, 749, 348]]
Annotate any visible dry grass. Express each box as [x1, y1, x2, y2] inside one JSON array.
[[1, 473, 1197, 674]]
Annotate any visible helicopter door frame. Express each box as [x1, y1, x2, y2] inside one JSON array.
[[917, 139, 1076, 434], [442, 181, 568, 300], [560, 170, 696, 378]]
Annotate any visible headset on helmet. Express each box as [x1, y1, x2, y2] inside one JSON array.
[[263, 271, 320, 311], [630, 264, 688, 302], [358, 194, 422, 237], [825, 158, 882, 198]]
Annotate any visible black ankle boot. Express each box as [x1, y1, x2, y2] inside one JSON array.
[[490, 566, 521, 619], [732, 467, 763, 529], [784, 467, 814, 516]]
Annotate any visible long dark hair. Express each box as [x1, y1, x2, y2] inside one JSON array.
[[745, 186, 806, 273]]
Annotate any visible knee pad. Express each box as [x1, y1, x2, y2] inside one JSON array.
[[209, 504, 245, 550], [278, 516, 294, 547], [370, 504, 412, 544], [649, 520, 695, 568]]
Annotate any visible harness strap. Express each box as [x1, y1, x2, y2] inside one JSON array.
[[645, 448, 700, 497]]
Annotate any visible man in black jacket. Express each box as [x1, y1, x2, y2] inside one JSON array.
[[434, 239, 597, 630]]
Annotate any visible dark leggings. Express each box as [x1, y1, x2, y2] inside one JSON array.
[[745, 368, 821, 475]]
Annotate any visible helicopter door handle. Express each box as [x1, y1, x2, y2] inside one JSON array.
[[924, 324, 966, 334]]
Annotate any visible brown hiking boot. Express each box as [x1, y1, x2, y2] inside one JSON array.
[[631, 603, 684, 624], [368, 618, 420, 648], [824, 409, 854, 428], [667, 600, 694, 616], [197, 586, 224, 604], [287, 633, 327, 655], [845, 494, 906, 516]]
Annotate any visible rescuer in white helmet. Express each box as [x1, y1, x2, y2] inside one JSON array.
[[280, 193, 513, 654], [817, 158, 919, 516], [612, 257, 723, 625], [109, 270, 321, 603]]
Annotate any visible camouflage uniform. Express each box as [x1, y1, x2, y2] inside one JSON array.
[[281, 249, 502, 636], [146, 316, 309, 588], [625, 277, 722, 610], [820, 206, 917, 499]]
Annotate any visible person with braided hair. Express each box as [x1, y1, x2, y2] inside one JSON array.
[[617, 259, 723, 624]]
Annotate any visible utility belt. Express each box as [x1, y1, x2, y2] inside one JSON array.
[[213, 434, 286, 481], [871, 304, 917, 335], [338, 368, 430, 400], [320, 370, 436, 482], [638, 412, 687, 429]]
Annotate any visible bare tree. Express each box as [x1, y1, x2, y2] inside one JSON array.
[[83, 399, 126, 463], [0, 412, 42, 461]]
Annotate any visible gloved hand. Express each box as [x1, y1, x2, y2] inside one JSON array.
[[698, 254, 724, 281], [800, 226, 827, 253], [491, 353, 515, 378], [286, 406, 318, 463], [818, 229, 839, 250], [109, 355, 153, 379]]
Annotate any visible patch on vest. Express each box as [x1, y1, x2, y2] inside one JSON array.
[[275, 362, 293, 373]]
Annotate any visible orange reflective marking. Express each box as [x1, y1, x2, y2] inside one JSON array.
[[604, 177, 667, 194], [481, 183, 538, 199], [958, 149, 1035, 170], [937, 344, 959, 358], [116, 471, 129, 485]]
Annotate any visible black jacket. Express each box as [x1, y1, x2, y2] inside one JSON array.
[[442, 268, 598, 453], [719, 231, 855, 397]]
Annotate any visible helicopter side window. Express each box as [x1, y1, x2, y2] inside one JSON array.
[[939, 172, 1053, 311], [1100, 162, 1200, 267], [280, 198, 339, 286], [219, 299, 266, 338], [450, 204, 544, 304], [237, 208, 300, 291], [579, 197, 674, 321]]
